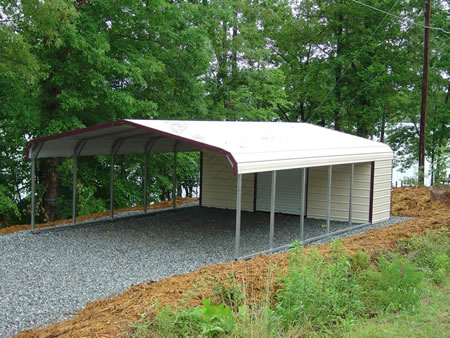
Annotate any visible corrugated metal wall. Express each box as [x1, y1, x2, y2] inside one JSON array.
[[372, 159, 392, 223], [255, 169, 304, 214], [307, 163, 371, 223], [201, 151, 392, 223], [201, 151, 254, 211]]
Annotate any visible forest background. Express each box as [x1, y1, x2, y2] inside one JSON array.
[[0, 0, 448, 225]]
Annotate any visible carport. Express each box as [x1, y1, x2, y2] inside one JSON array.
[[26, 119, 393, 259]]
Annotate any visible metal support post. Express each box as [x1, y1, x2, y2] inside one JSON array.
[[72, 140, 86, 225], [72, 156, 78, 224], [269, 171, 276, 249], [31, 159, 36, 231], [172, 143, 178, 209], [142, 137, 161, 214], [300, 168, 306, 241], [143, 152, 148, 214], [349, 163, 354, 227], [110, 154, 115, 219], [326, 165, 332, 233], [234, 174, 242, 260], [109, 139, 124, 219]]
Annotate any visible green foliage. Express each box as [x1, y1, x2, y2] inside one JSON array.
[[130, 231, 448, 336], [359, 255, 423, 313], [402, 175, 419, 187], [433, 144, 450, 186], [274, 240, 365, 330], [0, 185, 20, 221], [396, 228, 450, 284], [350, 250, 371, 271], [213, 279, 245, 311], [151, 299, 234, 337]]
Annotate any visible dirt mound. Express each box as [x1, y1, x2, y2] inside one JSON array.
[[14, 187, 450, 338], [0, 198, 198, 236], [430, 186, 450, 204], [391, 186, 449, 218]]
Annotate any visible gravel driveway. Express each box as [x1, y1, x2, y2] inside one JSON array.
[[0, 206, 408, 337]]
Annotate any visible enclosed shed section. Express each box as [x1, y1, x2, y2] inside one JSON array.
[[200, 152, 392, 225], [27, 119, 394, 259], [307, 163, 372, 223]]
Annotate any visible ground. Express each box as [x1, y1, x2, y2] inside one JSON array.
[[10, 187, 450, 337]]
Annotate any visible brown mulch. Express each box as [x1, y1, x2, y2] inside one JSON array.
[[14, 187, 450, 338], [0, 198, 198, 236]]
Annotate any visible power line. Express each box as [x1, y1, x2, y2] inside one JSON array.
[[309, 0, 401, 122], [353, 0, 450, 34]]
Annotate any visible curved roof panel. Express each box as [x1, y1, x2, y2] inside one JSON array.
[[27, 119, 393, 175]]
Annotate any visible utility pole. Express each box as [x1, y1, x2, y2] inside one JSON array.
[[419, 0, 431, 185]]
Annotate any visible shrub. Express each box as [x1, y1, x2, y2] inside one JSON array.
[[396, 228, 449, 284], [150, 299, 234, 337], [213, 280, 245, 312], [350, 250, 371, 271], [274, 240, 364, 330], [359, 255, 423, 313]]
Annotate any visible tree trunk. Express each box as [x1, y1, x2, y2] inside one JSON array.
[[299, 101, 305, 122], [380, 112, 386, 143], [41, 158, 60, 222]]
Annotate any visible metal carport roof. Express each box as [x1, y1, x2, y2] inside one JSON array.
[[27, 119, 393, 174]]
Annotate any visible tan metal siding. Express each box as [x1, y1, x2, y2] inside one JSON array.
[[256, 169, 304, 214], [307, 163, 371, 223], [372, 159, 392, 223], [201, 151, 254, 211]]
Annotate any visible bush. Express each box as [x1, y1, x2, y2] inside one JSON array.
[[396, 228, 449, 284], [213, 280, 245, 312], [274, 240, 364, 330], [359, 255, 423, 313], [148, 299, 234, 337]]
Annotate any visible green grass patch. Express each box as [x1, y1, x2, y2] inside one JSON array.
[[343, 279, 450, 338]]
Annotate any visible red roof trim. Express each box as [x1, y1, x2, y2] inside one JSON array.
[[26, 120, 128, 159], [122, 120, 239, 175], [26, 120, 239, 175]]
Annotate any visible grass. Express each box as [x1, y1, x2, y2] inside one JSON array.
[[130, 229, 449, 337], [344, 279, 450, 338]]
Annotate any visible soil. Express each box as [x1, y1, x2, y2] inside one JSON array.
[[13, 187, 450, 338]]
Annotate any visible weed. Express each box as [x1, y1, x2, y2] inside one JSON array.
[[145, 299, 234, 337], [350, 250, 370, 271], [274, 240, 364, 330], [213, 281, 245, 311], [396, 228, 449, 284], [359, 255, 423, 313]]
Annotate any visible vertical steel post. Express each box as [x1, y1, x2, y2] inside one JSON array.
[[31, 159, 36, 231], [300, 168, 306, 241], [269, 171, 276, 249], [143, 152, 148, 214], [110, 154, 114, 219], [234, 174, 242, 260], [349, 163, 354, 227], [72, 156, 78, 225], [326, 165, 332, 233], [172, 148, 177, 209]]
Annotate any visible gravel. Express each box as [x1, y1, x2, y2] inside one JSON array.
[[0, 206, 409, 337]]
